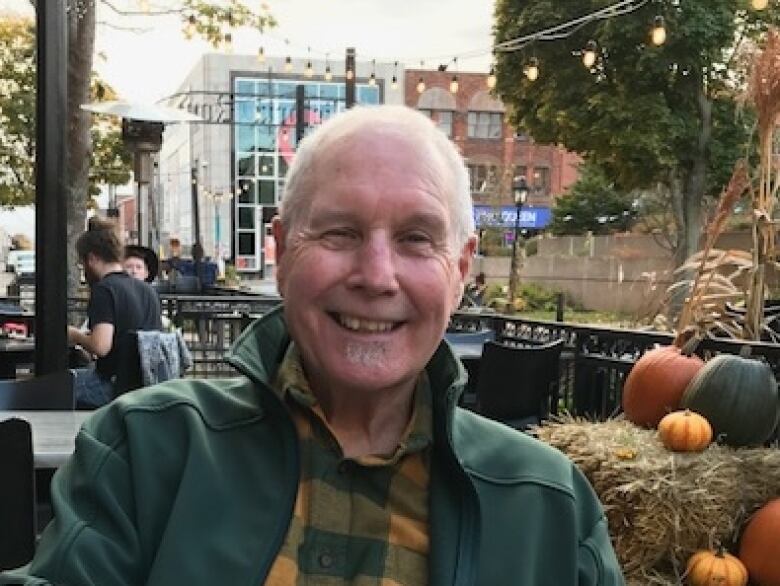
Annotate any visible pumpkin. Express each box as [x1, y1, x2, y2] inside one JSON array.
[[686, 548, 747, 586], [739, 498, 780, 586], [681, 353, 779, 447], [622, 342, 704, 427], [658, 410, 712, 452]]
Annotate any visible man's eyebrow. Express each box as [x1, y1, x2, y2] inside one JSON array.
[[308, 210, 359, 227], [400, 212, 449, 232]]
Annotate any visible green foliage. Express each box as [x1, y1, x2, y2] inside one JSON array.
[[478, 226, 512, 256], [181, 0, 276, 47], [516, 282, 563, 311], [0, 17, 132, 206], [493, 0, 775, 248], [549, 163, 636, 235]]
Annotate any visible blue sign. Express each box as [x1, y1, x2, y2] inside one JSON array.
[[472, 205, 552, 229]]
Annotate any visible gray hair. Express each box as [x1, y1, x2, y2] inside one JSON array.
[[279, 105, 474, 252]]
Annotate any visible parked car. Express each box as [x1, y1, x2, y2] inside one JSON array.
[[6, 250, 35, 275]]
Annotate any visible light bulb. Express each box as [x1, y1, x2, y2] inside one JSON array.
[[487, 67, 497, 89], [524, 58, 539, 81], [752, 0, 769, 9], [582, 41, 597, 68], [138, 0, 150, 13], [416, 78, 426, 93], [184, 15, 196, 39], [257, 47, 265, 63], [324, 65, 332, 81], [450, 75, 459, 94], [368, 73, 376, 86], [651, 16, 666, 46], [346, 67, 354, 80], [284, 56, 293, 73], [223, 33, 233, 54], [305, 61, 313, 78], [391, 75, 398, 90]]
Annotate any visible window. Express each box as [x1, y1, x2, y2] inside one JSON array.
[[532, 167, 550, 195], [467, 164, 499, 194], [419, 109, 453, 137], [467, 112, 503, 139]]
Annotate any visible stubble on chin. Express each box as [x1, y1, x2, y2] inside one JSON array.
[[345, 340, 389, 367]]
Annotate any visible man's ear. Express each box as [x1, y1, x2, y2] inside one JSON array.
[[452, 235, 478, 311], [271, 216, 287, 293]]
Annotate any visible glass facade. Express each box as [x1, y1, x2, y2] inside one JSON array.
[[233, 77, 381, 272]]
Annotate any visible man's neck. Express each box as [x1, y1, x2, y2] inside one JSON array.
[[309, 377, 417, 459], [95, 262, 124, 280]]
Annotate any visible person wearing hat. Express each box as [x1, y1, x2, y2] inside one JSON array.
[[124, 245, 159, 283]]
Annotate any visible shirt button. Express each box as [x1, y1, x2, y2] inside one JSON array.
[[318, 552, 333, 569]]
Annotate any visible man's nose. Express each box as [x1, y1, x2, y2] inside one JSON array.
[[347, 233, 400, 295]]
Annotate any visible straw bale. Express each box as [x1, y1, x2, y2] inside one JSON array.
[[534, 417, 780, 585]]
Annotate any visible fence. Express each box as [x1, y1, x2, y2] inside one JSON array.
[[449, 311, 780, 419]]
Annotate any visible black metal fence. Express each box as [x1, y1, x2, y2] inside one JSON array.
[[449, 311, 780, 419]]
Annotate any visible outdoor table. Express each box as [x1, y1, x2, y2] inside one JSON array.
[[0, 337, 35, 378], [0, 410, 91, 469]]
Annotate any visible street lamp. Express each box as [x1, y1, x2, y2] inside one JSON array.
[[508, 175, 529, 307]]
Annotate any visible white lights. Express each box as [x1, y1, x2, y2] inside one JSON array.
[[752, 0, 769, 9], [304, 61, 313, 78], [651, 16, 667, 46], [524, 57, 539, 81], [284, 56, 293, 73], [257, 46, 265, 63], [324, 65, 332, 81], [487, 66, 497, 89], [416, 77, 426, 93], [450, 75, 459, 94], [582, 40, 597, 68]]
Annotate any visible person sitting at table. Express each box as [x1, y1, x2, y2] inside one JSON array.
[[4, 106, 624, 585], [123, 245, 159, 284], [66, 219, 162, 408]]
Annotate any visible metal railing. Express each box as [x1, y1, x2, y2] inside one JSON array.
[[449, 311, 780, 420]]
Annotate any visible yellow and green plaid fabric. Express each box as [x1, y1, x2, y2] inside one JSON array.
[[265, 344, 432, 586]]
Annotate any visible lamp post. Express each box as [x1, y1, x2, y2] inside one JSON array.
[[508, 175, 529, 307]]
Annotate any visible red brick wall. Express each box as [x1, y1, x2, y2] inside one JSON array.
[[404, 69, 581, 207]]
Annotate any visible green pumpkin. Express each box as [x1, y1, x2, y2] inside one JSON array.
[[681, 354, 779, 447]]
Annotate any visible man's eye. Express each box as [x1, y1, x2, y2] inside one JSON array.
[[401, 232, 433, 244], [321, 229, 358, 245]]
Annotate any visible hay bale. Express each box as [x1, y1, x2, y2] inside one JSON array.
[[534, 417, 780, 585]]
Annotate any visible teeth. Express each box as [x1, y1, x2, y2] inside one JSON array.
[[338, 314, 396, 333]]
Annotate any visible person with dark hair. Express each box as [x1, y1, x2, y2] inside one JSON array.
[[123, 245, 159, 283], [68, 219, 162, 408]]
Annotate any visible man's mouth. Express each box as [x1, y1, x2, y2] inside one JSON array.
[[328, 312, 403, 333]]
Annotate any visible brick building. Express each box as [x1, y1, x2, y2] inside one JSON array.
[[405, 69, 581, 234]]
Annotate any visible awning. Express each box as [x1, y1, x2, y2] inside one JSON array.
[[473, 205, 552, 229]]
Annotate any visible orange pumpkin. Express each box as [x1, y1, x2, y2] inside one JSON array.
[[622, 343, 704, 427], [658, 410, 712, 452], [739, 498, 780, 586], [686, 548, 747, 586]]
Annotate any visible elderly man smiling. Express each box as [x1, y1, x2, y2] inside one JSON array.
[[2, 106, 624, 585]]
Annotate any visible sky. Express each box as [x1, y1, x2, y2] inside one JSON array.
[[0, 0, 496, 104]]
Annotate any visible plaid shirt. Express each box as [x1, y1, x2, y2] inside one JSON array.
[[265, 344, 433, 586]]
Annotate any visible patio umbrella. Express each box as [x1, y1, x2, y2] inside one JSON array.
[[80, 100, 201, 123]]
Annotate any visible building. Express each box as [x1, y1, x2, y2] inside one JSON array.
[[158, 53, 404, 276], [404, 69, 581, 244]]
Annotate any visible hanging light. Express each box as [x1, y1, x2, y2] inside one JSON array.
[[223, 32, 233, 54], [486, 66, 497, 89], [651, 16, 667, 46], [582, 40, 597, 68], [752, 0, 769, 9], [416, 77, 426, 93], [284, 56, 293, 73], [138, 0, 150, 13], [346, 66, 354, 80], [450, 75, 459, 94], [391, 75, 398, 90], [184, 15, 196, 39], [369, 72, 376, 86], [524, 58, 539, 81], [324, 64, 333, 81], [257, 46, 265, 63], [305, 61, 314, 77]]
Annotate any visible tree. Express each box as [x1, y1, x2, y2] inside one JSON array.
[[548, 163, 636, 235], [24, 0, 275, 297], [493, 1, 774, 265], [0, 18, 132, 207]]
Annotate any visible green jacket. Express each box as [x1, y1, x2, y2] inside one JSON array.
[[3, 308, 624, 585]]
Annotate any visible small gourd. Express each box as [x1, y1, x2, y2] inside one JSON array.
[[686, 547, 747, 586], [658, 410, 712, 452]]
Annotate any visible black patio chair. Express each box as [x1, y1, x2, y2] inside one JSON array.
[[475, 339, 565, 431], [0, 370, 75, 410], [0, 417, 36, 570]]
